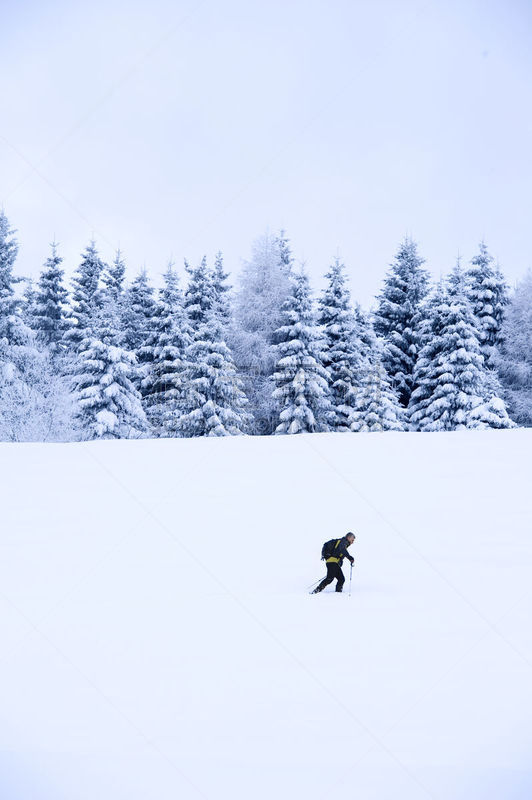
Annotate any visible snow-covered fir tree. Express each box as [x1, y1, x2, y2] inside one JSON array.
[[350, 305, 405, 432], [231, 231, 294, 434], [178, 305, 251, 437], [450, 254, 510, 420], [121, 268, 159, 391], [33, 242, 69, 352], [409, 263, 513, 431], [103, 248, 126, 305], [96, 253, 128, 351], [141, 264, 192, 436], [64, 240, 105, 349], [74, 300, 147, 440], [374, 237, 430, 407], [211, 251, 231, 324], [122, 269, 157, 351], [21, 278, 37, 327], [184, 255, 214, 327], [275, 229, 294, 275], [466, 241, 509, 365], [494, 270, 532, 426], [0, 211, 20, 340], [273, 271, 331, 434], [0, 215, 34, 438], [318, 257, 362, 431], [0, 221, 74, 441]]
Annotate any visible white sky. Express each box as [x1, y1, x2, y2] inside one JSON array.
[[2, 0, 531, 305]]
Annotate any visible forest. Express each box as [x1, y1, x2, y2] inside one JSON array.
[[0, 211, 530, 441]]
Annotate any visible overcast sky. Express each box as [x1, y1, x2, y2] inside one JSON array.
[[2, 0, 531, 305]]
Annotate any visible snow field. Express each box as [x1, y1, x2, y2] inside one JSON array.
[[0, 429, 531, 799]]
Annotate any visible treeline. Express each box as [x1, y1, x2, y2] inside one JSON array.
[[0, 211, 530, 441]]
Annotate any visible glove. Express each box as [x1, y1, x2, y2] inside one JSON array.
[[349, 557, 354, 564]]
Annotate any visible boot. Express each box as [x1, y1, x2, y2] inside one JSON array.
[[335, 586, 343, 593]]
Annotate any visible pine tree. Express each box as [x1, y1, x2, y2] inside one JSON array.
[[467, 241, 509, 365], [184, 255, 214, 327], [96, 252, 126, 351], [0, 228, 74, 441], [452, 253, 512, 423], [103, 248, 126, 304], [121, 268, 159, 394], [0, 211, 20, 340], [231, 232, 293, 434], [74, 301, 147, 440], [409, 263, 513, 431], [21, 278, 38, 327], [122, 269, 158, 351], [64, 240, 105, 348], [468, 393, 516, 429], [494, 271, 532, 426], [318, 257, 362, 431], [273, 271, 331, 434], [349, 306, 405, 432], [374, 237, 430, 406], [0, 213, 60, 441], [178, 307, 251, 437], [275, 229, 294, 275], [141, 265, 192, 436], [33, 243, 69, 352], [211, 251, 231, 324]]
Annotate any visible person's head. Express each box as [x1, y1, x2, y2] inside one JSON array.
[[346, 532, 355, 545]]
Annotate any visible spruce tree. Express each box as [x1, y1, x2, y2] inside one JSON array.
[[374, 237, 430, 406], [33, 243, 69, 352], [122, 269, 158, 351], [121, 268, 159, 393], [494, 271, 532, 426], [452, 253, 511, 422], [74, 301, 147, 439], [95, 254, 125, 352], [103, 248, 126, 304], [0, 217, 59, 440], [211, 251, 231, 324], [184, 255, 215, 328], [273, 272, 331, 434], [0, 223, 73, 441], [64, 240, 105, 349], [21, 278, 38, 328], [318, 257, 362, 431], [0, 211, 20, 340], [409, 264, 513, 431], [275, 229, 294, 275], [467, 241, 509, 365], [350, 306, 405, 432], [468, 393, 516, 429], [141, 265, 192, 436], [178, 307, 251, 437]]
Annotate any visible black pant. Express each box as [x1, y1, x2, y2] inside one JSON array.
[[316, 561, 345, 592]]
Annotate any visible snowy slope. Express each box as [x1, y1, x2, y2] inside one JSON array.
[[1, 430, 531, 800]]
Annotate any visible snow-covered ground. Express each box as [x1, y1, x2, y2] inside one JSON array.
[[1, 430, 531, 800]]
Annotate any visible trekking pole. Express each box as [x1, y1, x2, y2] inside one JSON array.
[[349, 562, 353, 597], [307, 576, 324, 591]]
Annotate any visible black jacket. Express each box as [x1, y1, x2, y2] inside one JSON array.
[[327, 537, 354, 566]]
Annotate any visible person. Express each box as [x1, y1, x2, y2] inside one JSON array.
[[312, 533, 355, 593]]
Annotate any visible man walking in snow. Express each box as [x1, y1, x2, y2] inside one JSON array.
[[312, 533, 355, 593]]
